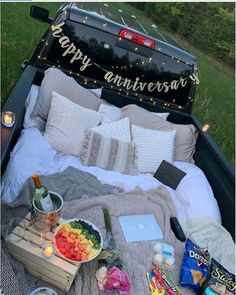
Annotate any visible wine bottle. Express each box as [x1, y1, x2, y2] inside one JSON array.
[[32, 173, 54, 212]]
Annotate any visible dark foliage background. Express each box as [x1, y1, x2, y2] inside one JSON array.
[[131, 2, 235, 67]]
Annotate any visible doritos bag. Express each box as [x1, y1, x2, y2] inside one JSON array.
[[179, 239, 209, 294], [203, 258, 235, 295]]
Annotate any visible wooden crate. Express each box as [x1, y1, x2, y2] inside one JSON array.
[[5, 213, 81, 292]]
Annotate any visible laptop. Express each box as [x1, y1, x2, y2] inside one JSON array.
[[119, 214, 163, 242]]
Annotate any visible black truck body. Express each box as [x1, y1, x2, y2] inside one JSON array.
[[1, 4, 235, 238]]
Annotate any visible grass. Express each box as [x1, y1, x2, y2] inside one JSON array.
[[159, 32, 235, 164], [1, 2, 60, 101], [1, 2, 235, 165], [190, 45, 235, 165]]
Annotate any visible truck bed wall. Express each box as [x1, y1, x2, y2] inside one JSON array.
[[1, 66, 235, 238]]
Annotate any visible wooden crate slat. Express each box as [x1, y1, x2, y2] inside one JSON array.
[[10, 226, 44, 247], [5, 237, 78, 276], [10, 252, 73, 284], [10, 226, 25, 238], [25, 266, 70, 292], [9, 220, 48, 244]]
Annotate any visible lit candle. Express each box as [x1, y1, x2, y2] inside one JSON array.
[[2, 111, 15, 127], [4, 114, 12, 124], [43, 243, 54, 258], [202, 124, 210, 132]]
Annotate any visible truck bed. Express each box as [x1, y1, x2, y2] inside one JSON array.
[[1, 65, 235, 238]]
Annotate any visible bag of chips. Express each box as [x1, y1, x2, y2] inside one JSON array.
[[146, 272, 167, 295], [179, 239, 209, 294], [152, 268, 182, 295], [203, 258, 235, 295]]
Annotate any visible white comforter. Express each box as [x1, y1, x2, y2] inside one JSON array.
[[1, 127, 221, 228]]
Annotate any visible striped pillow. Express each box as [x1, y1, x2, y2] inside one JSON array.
[[131, 125, 176, 173], [80, 130, 138, 175]]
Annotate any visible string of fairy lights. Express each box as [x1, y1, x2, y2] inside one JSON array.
[[36, 11, 199, 110]]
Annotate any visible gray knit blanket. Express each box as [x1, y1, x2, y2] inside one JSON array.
[[1, 166, 191, 295], [62, 187, 193, 295]]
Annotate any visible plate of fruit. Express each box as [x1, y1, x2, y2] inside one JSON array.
[[54, 218, 103, 264]]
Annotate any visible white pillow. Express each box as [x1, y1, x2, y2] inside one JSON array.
[[23, 84, 102, 131], [44, 92, 101, 156], [131, 125, 176, 173], [31, 68, 102, 131], [98, 104, 122, 125], [91, 117, 131, 142], [152, 112, 169, 120], [1, 128, 57, 204], [90, 88, 102, 97], [23, 85, 40, 129]]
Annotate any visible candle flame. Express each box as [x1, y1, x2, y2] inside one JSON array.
[[3, 114, 12, 124], [2, 111, 15, 127], [45, 246, 53, 254], [202, 124, 210, 132], [43, 243, 54, 258]]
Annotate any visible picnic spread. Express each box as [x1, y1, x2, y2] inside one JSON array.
[[1, 167, 235, 295]]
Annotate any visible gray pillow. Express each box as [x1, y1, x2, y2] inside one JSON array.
[[31, 68, 101, 130], [80, 130, 138, 175], [121, 104, 198, 163]]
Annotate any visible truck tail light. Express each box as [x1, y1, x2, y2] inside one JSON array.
[[119, 29, 155, 49]]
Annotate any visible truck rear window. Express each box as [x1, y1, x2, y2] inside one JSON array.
[[40, 20, 195, 108]]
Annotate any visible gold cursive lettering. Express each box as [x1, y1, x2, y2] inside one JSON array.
[[157, 81, 165, 92], [180, 77, 188, 87], [104, 71, 114, 83], [189, 73, 200, 84], [113, 74, 124, 87], [51, 22, 65, 37], [132, 77, 141, 91], [59, 36, 70, 48], [170, 79, 180, 90], [123, 78, 134, 90], [62, 43, 76, 57], [80, 55, 92, 71], [70, 49, 83, 63], [139, 81, 147, 91], [211, 268, 236, 291], [52, 22, 199, 93], [52, 22, 92, 71], [147, 82, 157, 92], [163, 82, 170, 93]]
